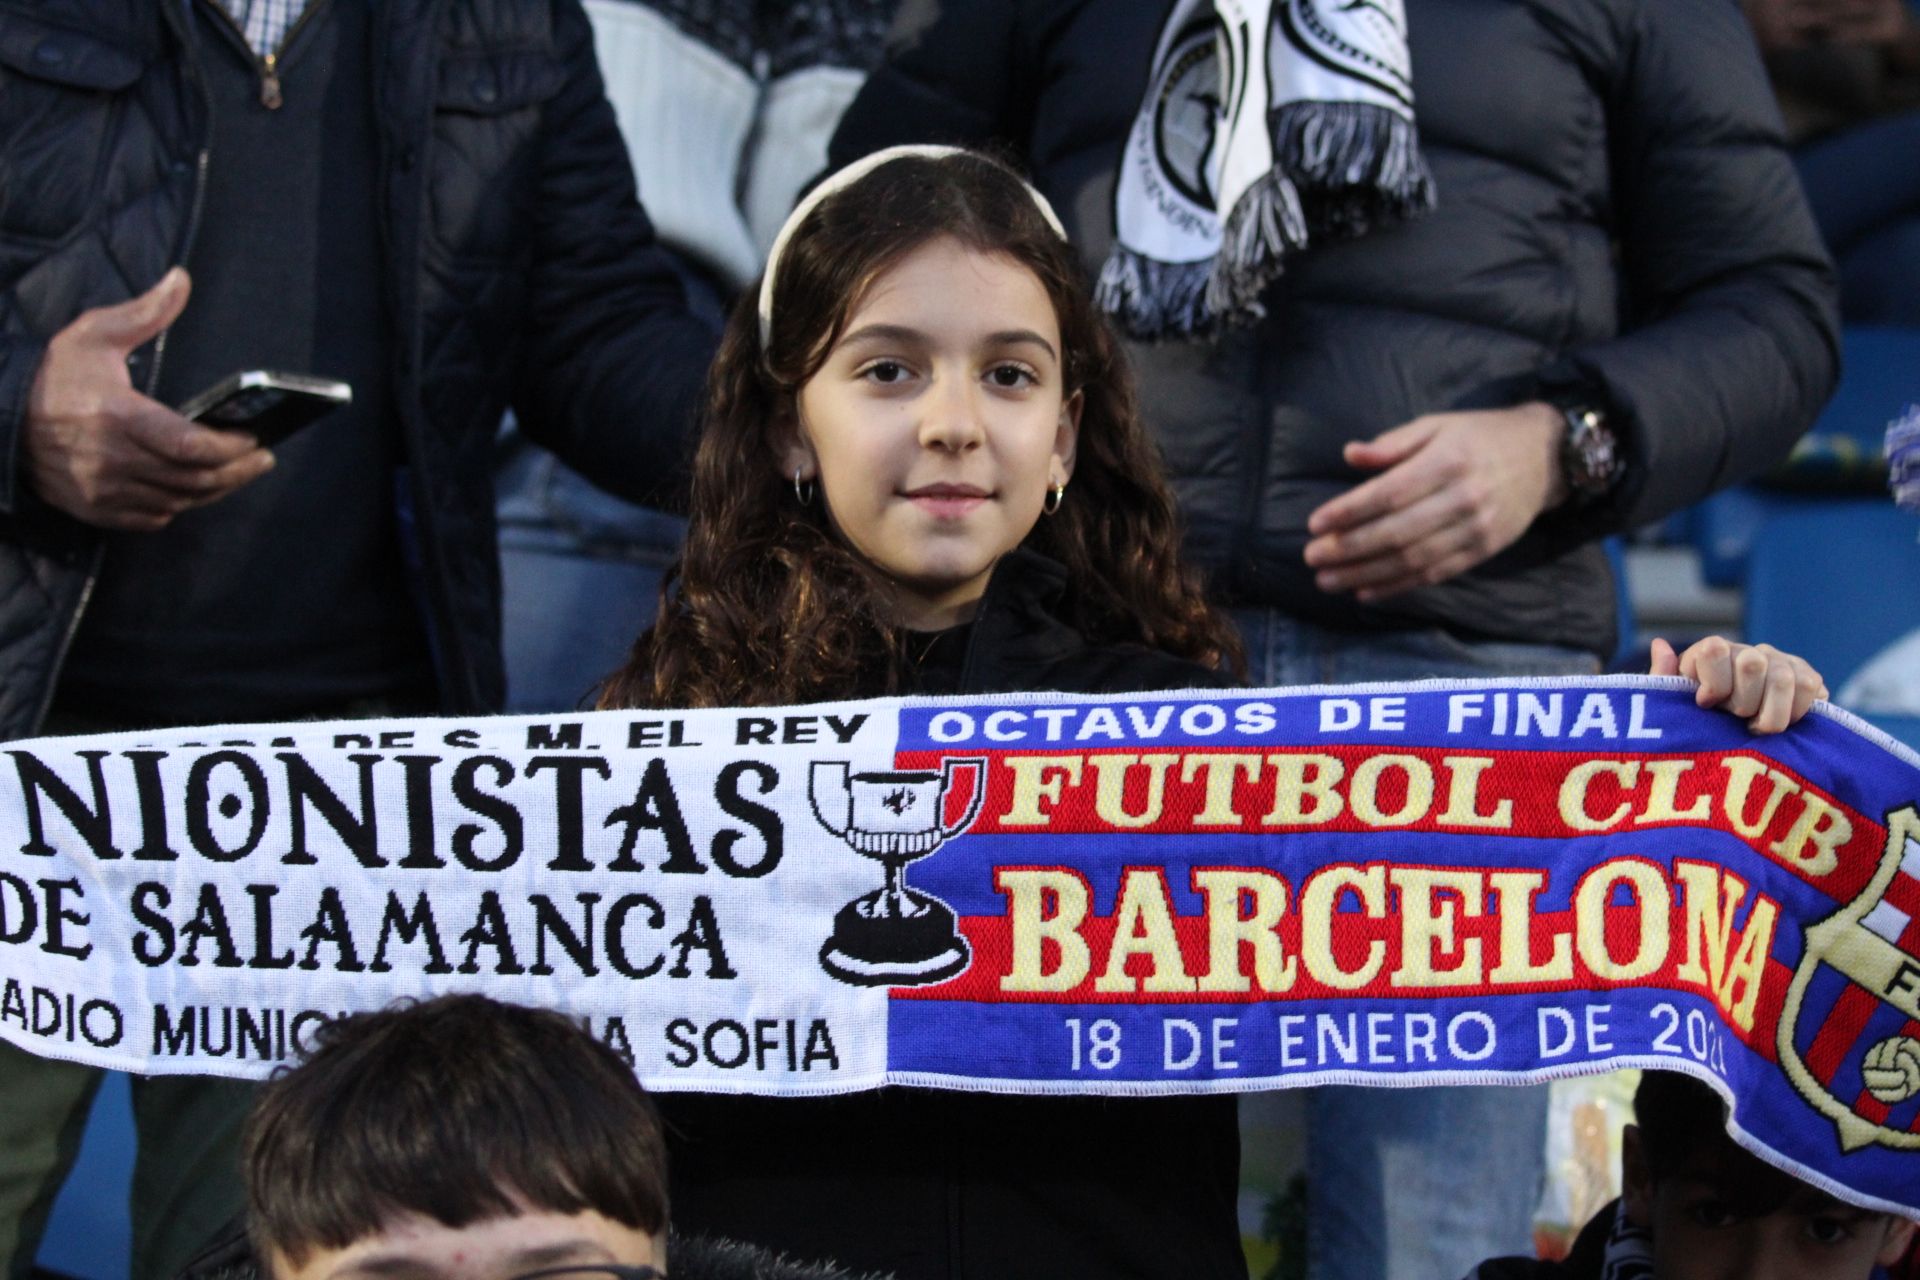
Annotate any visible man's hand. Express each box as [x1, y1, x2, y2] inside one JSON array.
[[1303, 401, 1567, 602], [24, 269, 275, 532]]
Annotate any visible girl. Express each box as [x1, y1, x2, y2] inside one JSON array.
[[600, 146, 1825, 1280], [602, 143, 1247, 1280]]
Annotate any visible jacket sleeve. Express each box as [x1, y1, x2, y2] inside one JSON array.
[[0, 334, 47, 516], [827, 0, 1029, 166], [1537, 0, 1839, 538], [507, 0, 720, 512]]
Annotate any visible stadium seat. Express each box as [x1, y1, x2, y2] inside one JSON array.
[[1743, 500, 1920, 751], [1807, 327, 1920, 454], [1692, 326, 1918, 587], [1694, 487, 1793, 588]]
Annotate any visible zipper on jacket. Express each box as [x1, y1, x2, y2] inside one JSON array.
[[145, 147, 210, 397], [201, 0, 326, 109], [258, 1, 325, 106], [35, 568, 103, 734]]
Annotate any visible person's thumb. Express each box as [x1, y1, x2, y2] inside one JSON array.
[[82, 268, 191, 353]]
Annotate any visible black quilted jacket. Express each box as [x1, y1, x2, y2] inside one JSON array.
[[0, 0, 715, 738], [830, 0, 1840, 657]]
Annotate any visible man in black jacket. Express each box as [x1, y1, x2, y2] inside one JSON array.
[[0, 2, 715, 1276], [828, 2, 1839, 1276]]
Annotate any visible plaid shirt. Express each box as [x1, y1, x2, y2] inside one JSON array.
[[215, 0, 313, 57]]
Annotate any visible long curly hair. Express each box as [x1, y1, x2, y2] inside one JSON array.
[[600, 150, 1239, 710]]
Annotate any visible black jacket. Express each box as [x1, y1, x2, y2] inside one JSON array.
[[0, 0, 715, 738], [830, 0, 1840, 656], [663, 550, 1248, 1280]]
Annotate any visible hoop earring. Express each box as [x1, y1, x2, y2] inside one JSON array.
[[1044, 482, 1066, 516], [794, 468, 816, 507]]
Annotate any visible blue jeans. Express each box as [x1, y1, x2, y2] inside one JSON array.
[[495, 439, 683, 713], [1231, 609, 1601, 1280], [493, 251, 718, 714]]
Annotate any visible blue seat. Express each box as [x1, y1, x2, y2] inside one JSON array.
[[1743, 501, 1920, 750], [1691, 326, 1919, 587], [34, 1072, 134, 1280], [1806, 327, 1920, 452], [1694, 487, 1790, 588]]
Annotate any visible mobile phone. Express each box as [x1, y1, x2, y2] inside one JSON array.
[[177, 370, 352, 447]]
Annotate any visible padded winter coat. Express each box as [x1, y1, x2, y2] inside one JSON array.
[[0, 0, 714, 738], [830, 0, 1840, 657]]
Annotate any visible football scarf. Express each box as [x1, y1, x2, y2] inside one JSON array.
[[2, 678, 1918, 1217], [1097, 0, 1436, 338], [1890, 404, 1920, 513]]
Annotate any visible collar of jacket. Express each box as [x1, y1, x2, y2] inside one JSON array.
[[950, 546, 1234, 698], [948, 547, 1084, 696]]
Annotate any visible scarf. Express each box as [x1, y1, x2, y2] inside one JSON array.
[[1890, 404, 1920, 513], [1597, 1202, 1655, 1280], [5, 680, 1920, 1220], [1096, 0, 1437, 338]]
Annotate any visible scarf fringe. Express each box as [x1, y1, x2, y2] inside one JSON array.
[[1095, 250, 1222, 341], [1204, 168, 1307, 328], [1130, 104, 1434, 335], [1099, 3, 1437, 340], [1271, 99, 1436, 238]]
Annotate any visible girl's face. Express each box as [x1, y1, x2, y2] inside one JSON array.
[[784, 236, 1080, 630]]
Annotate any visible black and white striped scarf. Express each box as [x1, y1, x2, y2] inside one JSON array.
[[1096, 0, 1436, 338], [1596, 1200, 1656, 1280]]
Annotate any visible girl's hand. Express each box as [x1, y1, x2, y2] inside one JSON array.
[[1650, 636, 1828, 734]]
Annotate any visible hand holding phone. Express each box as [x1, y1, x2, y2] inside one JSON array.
[[24, 271, 278, 532], [178, 370, 352, 448]]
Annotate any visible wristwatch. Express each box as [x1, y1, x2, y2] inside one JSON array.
[[1554, 401, 1623, 505]]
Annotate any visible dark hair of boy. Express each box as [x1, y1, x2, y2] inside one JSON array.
[[243, 994, 668, 1269], [1630, 1069, 1739, 1182], [598, 148, 1242, 711], [1622, 1070, 1916, 1280]]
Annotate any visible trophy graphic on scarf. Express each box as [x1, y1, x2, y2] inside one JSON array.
[[809, 757, 986, 986]]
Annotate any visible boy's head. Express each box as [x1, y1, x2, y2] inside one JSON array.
[[243, 995, 668, 1280], [1623, 1071, 1915, 1280]]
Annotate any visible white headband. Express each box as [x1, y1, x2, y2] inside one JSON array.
[[756, 144, 1070, 350]]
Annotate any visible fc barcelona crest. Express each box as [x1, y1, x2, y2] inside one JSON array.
[[1778, 805, 1920, 1152]]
